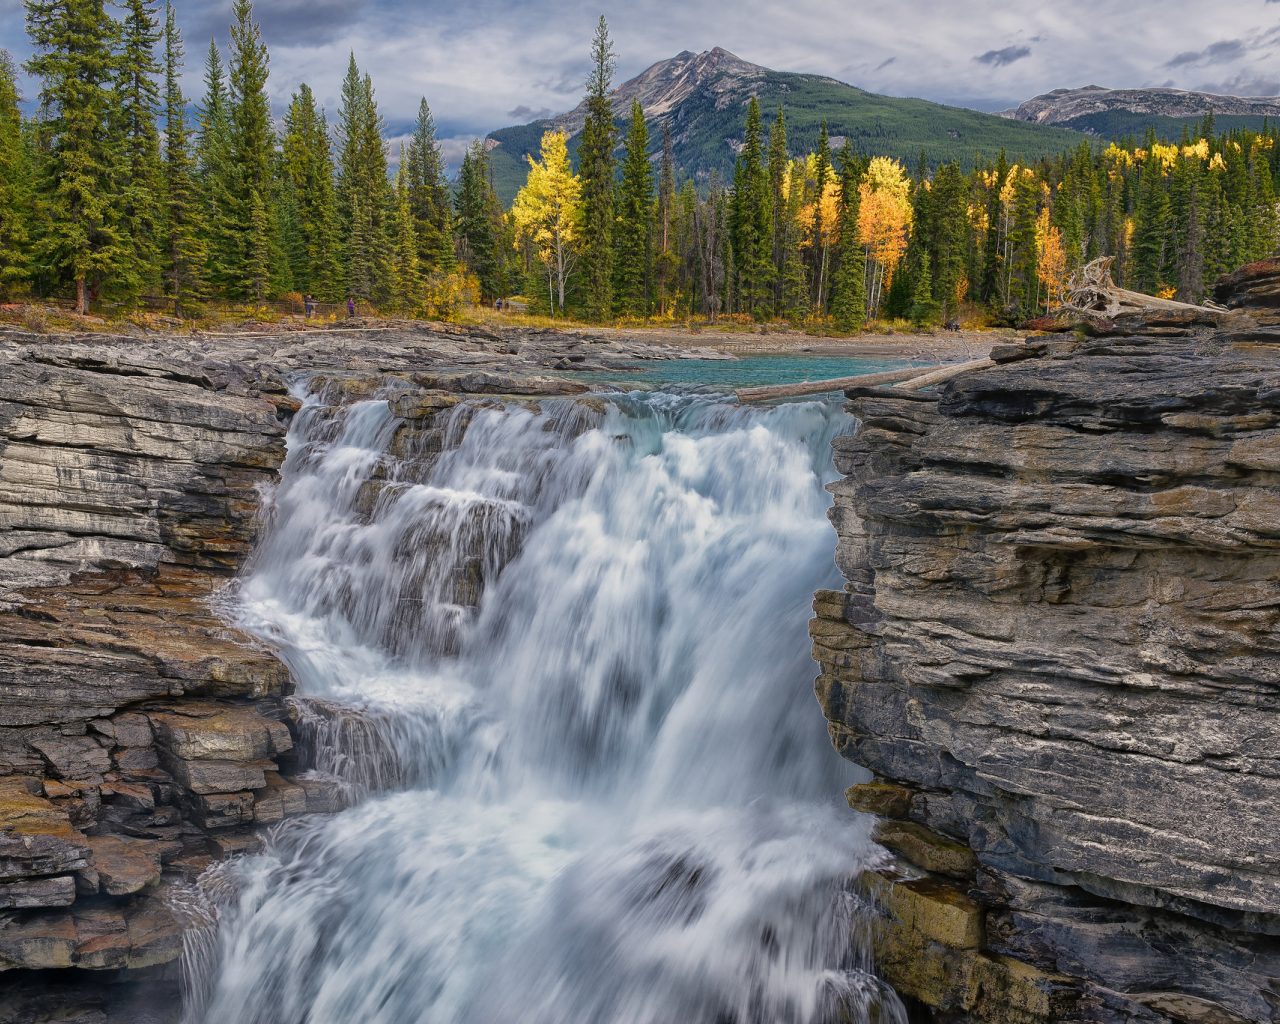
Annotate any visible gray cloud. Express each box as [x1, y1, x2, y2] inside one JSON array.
[[974, 45, 1031, 67], [1197, 71, 1280, 96], [1165, 39, 1245, 68], [507, 104, 555, 120], [4, 0, 1278, 174]]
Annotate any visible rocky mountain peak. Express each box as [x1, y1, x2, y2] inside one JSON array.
[[543, 47, 770, 138], [997, 84, 1280, 126]]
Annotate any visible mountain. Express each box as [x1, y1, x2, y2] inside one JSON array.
[[483, 48, 1085, 205], [995, 85, 1280, 139]]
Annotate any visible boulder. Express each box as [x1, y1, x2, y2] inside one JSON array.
[[0, 777, 91, 881], [1212, 257, 1280, 308], [85, 835, 160, 895]]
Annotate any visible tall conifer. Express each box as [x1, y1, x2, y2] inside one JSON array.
[[25, 0, 129, 313], [614, 100, 653, 316], [227, 0, 274, 298], [0, 50, 32, 295], [577, 16, 616, 320], [829, 140, 865, 330], [118, 0, 163, 297], [161, 2, 205, 314], [282, 83, 340, 298], [404, 98, 453, 272]]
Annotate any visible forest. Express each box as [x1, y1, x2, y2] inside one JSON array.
[[1, 2, 1278, 327]]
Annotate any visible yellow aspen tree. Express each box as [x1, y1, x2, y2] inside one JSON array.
[[511, 129, 582, 315], [857, 157, 912, 317], [1036, 206, 1067, 313]]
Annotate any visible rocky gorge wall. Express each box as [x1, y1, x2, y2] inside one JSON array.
[[813, 309, 1280, 1023]]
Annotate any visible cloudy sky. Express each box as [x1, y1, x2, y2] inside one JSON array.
[[3, 0, 1280, 169]]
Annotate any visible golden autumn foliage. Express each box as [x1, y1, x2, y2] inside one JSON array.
[[511, 130, 582, 313], [1035, 207, 1067, 312]]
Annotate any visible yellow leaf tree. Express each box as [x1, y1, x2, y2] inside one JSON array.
[[1035, 206, 1067, 314], [857, 157, 912, 318], [511, 130, 581, 315]]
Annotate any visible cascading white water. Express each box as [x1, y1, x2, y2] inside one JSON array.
[[197, 388, 899, 1024]]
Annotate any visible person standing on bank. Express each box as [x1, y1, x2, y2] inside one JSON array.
[[304, 294, 314, 317], [347, 297, 355, 318]]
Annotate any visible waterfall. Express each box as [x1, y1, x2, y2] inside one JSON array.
[[198, 388, 900, 1024]]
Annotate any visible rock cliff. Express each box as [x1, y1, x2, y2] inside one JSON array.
[[813, 311, 1280, 1022]]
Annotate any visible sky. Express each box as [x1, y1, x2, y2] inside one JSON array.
[[4, 0, 1280, 171]]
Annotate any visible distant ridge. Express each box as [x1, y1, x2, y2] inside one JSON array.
[[996, 85, 1280, 137], [483, 48, 1085, 205]]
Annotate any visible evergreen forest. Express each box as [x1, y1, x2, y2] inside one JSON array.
[[2, 3, 1278, 327]]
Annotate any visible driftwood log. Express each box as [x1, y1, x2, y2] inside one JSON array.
[[735, 358, 995, 403], [1058, 256, 1227, 318], [892, 357, 995, 391], [734, 365, 936, 402]]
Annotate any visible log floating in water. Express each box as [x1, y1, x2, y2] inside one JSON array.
[[892, 357, 995, 391], [735, 365, 937, 403], [735, 356, 998, 403]]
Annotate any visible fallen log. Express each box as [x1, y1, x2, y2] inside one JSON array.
[[892, 357, 995, 391], [735, 365, 936, 403]]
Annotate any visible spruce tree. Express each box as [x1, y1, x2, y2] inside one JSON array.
[[655, 120, 677, 315], [1132, 153, 1170, 294], [25, 0, 129, 313], [336, 55, 390, 304], [730, 97, 772, 315], [227, 0, 275, 298], [930, 162, 968, 320], [810, 122, 833, 311], [404, 98, 454, 272], [766, 106, 788, 312], [0, 50, 32, 295], [829, 140, 865, 331], [282, 83, 340, 298], [392, 150, 420, 311], [117, 0, 163, 298], [577, 16, 616, 320], [454, 141, 500, 299], [161, 2, 206, 315], [614, 100, 653, 316], [196, 38, 237, 295]]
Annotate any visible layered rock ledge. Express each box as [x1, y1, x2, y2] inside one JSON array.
[[814, 310, 1280, 1022]]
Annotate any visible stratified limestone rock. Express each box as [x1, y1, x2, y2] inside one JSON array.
[[0, 778, 91, 881], [816, 325, 1280, 1021], [0, 876, 75, 909], [846, 782, 913, 818], [84, 836, 160, 896], [872, 820, 978, 880], [1212, 258, 1280, 309]]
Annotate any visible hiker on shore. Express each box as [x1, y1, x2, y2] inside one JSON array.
[[347, 297, 355, 318], [304, 294, 314, 317]]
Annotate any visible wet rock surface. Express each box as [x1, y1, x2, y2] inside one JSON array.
[[814, 316, 1280, 1021]]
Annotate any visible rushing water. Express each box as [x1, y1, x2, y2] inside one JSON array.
[[194, 387, 898, 1024]]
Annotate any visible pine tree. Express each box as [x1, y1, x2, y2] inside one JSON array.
[[0, 49, 32, 295], [980, 149, 1008, 303], [117, 0, 163, 298], [160, 2, 206, 315], [655, 120, 677, 315], [196, 38, 237, 295], [829, 139, 865, 330], [614, 99, 653, 316], [810, 121, 833, 311], [404, 98, 453, 272], [577, 16, 616, 320], [454, 140, 501, 299], [25, 0, 130, 313], [336, 54, 390, 304], [392, 148, 420, 311], [282, 83, 340, 298], [226, 0, 275, 297], [767, 106, 788, 312], [930, 162, 968, 320], [1132, 152, 1169, 294], [730, 96, 772, 315]]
